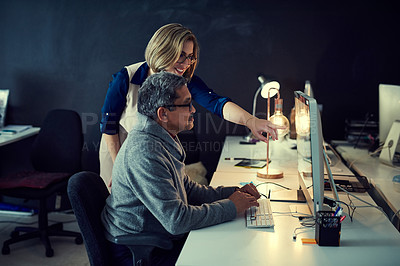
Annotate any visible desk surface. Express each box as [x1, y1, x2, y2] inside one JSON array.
[[216, 136, 354, 177], [0, 127, 40, 147], [176, 136, 400, 266], [216, 136, 298, 174], [333, 141, 400, 217]]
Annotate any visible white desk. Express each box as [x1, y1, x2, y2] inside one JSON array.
[[0, 127, 40, 147], [332, 141, 400, 227], [216, 136, 354, 177], [216, 136, 298, 174], [176, 136, 400, 266]]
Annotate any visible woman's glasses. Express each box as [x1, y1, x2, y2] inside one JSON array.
[[177, 54, 196, 64]]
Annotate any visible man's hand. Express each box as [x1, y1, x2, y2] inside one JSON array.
[[229, 191, 259, 214], [237, 183, 261, 199]]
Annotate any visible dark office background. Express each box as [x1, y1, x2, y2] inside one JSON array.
[[1, 0, 399, 176]]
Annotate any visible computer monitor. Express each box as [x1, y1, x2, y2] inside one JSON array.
[[379, 84, 400, 152], [294, 91, 339, 218], [0, 89, 9, 128]]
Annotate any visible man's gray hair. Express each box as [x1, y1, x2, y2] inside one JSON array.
[[138, 71, 187, 119]]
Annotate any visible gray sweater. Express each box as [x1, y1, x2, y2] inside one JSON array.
[[101, 113, 237, 239]]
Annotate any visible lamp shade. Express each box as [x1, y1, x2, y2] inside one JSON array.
[[252, 75, 280, 117], [258, 75, 280, 98]]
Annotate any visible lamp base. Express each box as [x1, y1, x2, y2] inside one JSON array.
[[257, 168, 284, 179]]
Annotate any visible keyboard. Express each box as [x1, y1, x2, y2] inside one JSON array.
[[245, 198, 274, 228]]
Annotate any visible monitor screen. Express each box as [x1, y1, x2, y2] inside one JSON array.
[[379, 84, 400, 152], [0, 89, 9, 128], [294, 91, 325, 218]]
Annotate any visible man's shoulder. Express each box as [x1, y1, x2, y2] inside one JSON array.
[[125, 130, 165, 152]]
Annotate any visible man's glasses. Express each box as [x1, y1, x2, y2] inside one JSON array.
[[177, 53, 196, 64], [164, 101, 194, 112]]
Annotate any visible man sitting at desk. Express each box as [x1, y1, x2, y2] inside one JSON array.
[[101, 71, 261, 265]]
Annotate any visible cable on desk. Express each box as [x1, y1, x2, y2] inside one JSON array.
[[346, 192, 356, 221], [348, 159, 359, 170], [369, 144, 384, 157], [369, 145, 400, 167], [255, 182, 292, 190], [301, 180, 381, 221], [260, 190, 273, 200], [391, 209, 400, 223], [291, 212, 313, 219], [292, 218, 315, 240], [293, 228, 314, 240], [369, 143, 400, 168], [323, 177, 370, 193], [334, 186, 366, 222], [335, 200, 355, 222], [335, 183, 389, 221], [272, 211, 297, 216]]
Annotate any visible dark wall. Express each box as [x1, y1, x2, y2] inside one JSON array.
[[1, 1, 399, 175]]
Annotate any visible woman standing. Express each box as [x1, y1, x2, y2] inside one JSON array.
[[99, 23, 282, 189]]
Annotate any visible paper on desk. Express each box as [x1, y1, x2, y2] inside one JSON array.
[[235, 159, 266, 168]]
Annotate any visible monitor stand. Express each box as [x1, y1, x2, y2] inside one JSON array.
[[380, 120, 400, 166]]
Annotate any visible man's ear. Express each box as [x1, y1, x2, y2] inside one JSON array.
[[157, 107, 168, 122]]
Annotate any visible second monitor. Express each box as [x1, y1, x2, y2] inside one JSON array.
[[294, 91, 340, 218]]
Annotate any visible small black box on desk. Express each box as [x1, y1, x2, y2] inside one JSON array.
[[316, 211, 341, 246]]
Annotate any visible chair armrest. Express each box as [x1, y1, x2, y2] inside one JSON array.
[[106, 232, 173, 250]]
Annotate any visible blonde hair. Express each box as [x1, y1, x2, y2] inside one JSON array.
[[145, 23, 199, 80]]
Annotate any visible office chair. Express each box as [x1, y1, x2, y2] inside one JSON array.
[[67, 171, 173, 266], [0, 109, 83, 257]]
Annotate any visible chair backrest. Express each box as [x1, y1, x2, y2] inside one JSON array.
[[68, 171, 112, 266], [31, 109, 83, 173]]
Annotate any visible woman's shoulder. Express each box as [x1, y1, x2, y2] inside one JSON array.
[[125, 61, 146, 78], [188, 75, 208, 90], [189, 74, 202, 82]]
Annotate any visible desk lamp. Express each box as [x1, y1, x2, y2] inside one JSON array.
[[244, 75, 280, 143], [253, 75, 280, 117], [257, 86, 289, 179]]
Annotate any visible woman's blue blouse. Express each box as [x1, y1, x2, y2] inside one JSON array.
[[100, 62, 231, 134]]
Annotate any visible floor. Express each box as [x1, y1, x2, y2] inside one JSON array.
[[0, 210, 89, 265]]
